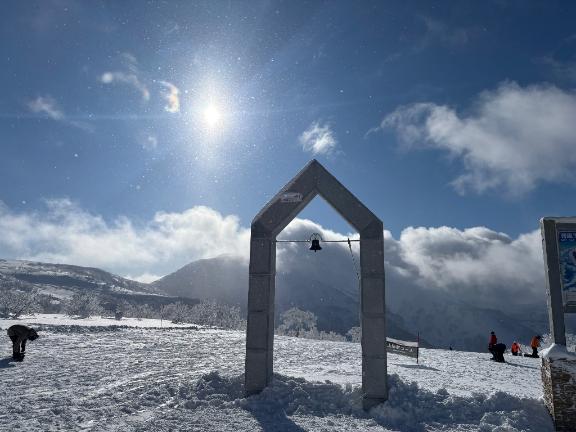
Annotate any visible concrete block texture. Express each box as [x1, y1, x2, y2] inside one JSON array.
[[245, 159, 388, 406], [360, 239, 385, 276], [245, 349, 272, 394], [362, 318, 387, 351], [247, 275, 275, 312], [249, 238, 275, 275], [542, 357, 576, 431], [361, 278, 386, 315], [245, 311, 271, 350], [362, 357, 388, 410]]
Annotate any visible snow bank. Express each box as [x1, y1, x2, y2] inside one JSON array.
[[167, 371, 553, 432], [541, 343, 576, 361]]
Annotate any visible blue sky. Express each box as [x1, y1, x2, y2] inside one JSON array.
[[2, 1, 576, 279]]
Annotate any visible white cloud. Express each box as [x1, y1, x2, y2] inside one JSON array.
[[0, 199, 547, 313], [382, 82, 576, 195], [0, 199, 249, 281], [396, 225, 543, 303], [278, 218, 545, 310], [27, 96, 64, 120], [158, 81, 180, 113], [100, 71, 150, 101], [299, 121, 338, 156]]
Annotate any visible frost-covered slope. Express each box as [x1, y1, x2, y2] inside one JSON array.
[[0, 259, 199, 312], [0, 259, 157, 298], [0, 315, 553, 431]]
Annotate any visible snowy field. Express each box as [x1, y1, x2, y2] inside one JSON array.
[[0, 316, 553, 431]]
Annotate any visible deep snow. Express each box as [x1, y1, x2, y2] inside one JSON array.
[[0, 315, 553, 431]]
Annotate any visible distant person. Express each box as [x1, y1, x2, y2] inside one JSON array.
[[530, 335, 542, 358], [511, 342, 521, 356], [488, 331, 497, 360], [7, 324, 39, 361]]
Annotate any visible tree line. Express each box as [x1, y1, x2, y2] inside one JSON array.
[[1, 288, 365, 341]]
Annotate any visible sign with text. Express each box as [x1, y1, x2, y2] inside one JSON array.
[[558, 230, 576, 312], [280, 192, 303, 203], [386, 337, 419, 360]]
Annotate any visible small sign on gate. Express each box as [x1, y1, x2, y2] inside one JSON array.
[[280, 192, 303, 203]]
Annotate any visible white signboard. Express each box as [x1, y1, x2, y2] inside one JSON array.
[[280, 192, 303, 203], [386, 337, 419, 360]]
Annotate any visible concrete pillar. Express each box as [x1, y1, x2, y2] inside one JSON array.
[[245, 235, 276, 394], [360, 221, 388, 409]]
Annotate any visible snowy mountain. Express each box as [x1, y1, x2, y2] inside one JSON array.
[[151, 255, 422, 342], [152, 255, 247, 306], [0, 314, 555, 431], [153, 254, 545, 351], [0, 259, 192, 308]]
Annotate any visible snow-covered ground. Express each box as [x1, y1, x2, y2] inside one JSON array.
[[0, 315, 553, 431]]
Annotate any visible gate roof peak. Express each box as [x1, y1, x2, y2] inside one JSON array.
[[251, 159, 381, 238]]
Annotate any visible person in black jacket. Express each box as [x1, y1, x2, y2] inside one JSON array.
[[7, 324, 39, 361]]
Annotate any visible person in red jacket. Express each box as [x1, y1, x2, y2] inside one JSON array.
[[488, 331, 497, 359], [530, 335, 541, 358], [511, 341, 521, 356]]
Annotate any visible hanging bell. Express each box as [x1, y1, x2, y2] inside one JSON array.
[[309, 239, 322, 252], [309, 233, 322, 252]]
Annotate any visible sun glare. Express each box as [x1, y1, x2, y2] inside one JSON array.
[[203, 104, 222, 129]]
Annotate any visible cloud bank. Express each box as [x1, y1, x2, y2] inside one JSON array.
[[0, 199, 249, 281], [382, 82, 576, 195], [0, 199, 545, 312]]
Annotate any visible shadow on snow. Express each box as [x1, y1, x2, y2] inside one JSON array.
[[0, 357, 17, 369]]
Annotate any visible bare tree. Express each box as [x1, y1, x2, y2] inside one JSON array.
[[277, 307, 318, 337], [126, 303, 156, 319], [0, 289, 39, 319], [346, 326, 361, 343], [162, 302, 191, 324], [65, 293, 103, 318], [188, 300, 245, 329]]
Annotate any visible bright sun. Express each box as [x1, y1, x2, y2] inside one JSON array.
[[203, 104, 222, 128]]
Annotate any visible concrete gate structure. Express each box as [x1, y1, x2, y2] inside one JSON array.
[[245, 159, 388, 410]]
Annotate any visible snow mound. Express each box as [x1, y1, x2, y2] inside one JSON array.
[[171, 372, 553, 432], [373, 376, 552, 432], [541, 343, 576, 361]]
